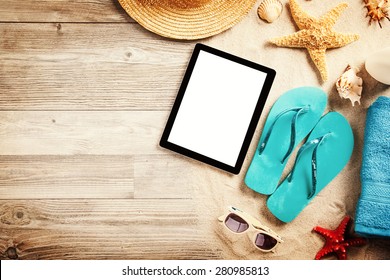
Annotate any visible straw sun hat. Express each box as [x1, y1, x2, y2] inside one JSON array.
[[118, 0, 258, 40]]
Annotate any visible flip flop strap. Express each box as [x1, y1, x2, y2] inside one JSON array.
[[259, 106, 309, 163], [287, 133, 331, 199]]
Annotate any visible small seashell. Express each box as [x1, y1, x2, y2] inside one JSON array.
[[336, 65, 363, 106], [364, 0, 390, 28], [365, 47, 390, 85], [258, 0, 283, 23]]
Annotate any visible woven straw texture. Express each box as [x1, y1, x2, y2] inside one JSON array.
[[118, 0, 258, 40]]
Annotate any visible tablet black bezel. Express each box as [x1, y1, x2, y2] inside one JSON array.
[[160, 43, 275, 174]]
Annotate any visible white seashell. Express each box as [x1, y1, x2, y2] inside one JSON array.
[[365, 47, 390, 85], [257, 0, 283, 23], [336, 65, 363, 106]]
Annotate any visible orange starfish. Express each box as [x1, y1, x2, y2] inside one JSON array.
[[313, 216, 367, 260], [270, 0, 359, 82]]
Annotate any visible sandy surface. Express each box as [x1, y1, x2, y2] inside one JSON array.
[[198, 0, 390, 259]]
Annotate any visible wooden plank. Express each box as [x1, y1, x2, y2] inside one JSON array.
[[0, 199, 221, 259], [0, 155, 133, 199], [133, 154, 247, 199], [0, 0, 132, 22], [0, 154, 203, 199], [134, 154, 201, 199], [0, 23, 193, 111], [0, 111, 168, 155]]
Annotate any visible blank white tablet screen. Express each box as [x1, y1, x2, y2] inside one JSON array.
[[167, 50, 267, 167]]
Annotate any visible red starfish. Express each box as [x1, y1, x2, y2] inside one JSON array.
[[313, 216, 367, 260]]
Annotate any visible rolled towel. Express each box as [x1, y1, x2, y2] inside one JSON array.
[[355, 96, 390, 238]]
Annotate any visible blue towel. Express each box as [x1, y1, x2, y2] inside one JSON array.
[[355, 96, 390, 238]]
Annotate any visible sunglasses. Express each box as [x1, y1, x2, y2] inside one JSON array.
[[218, 206, 283, 252]]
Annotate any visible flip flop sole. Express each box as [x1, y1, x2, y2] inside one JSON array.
[[267, 112, 354, 223], [245, 87, 327, 195]]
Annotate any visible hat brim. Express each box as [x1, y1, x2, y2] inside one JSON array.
[[118, 0, 257, 40]]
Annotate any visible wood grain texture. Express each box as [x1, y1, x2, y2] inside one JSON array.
[[0, 0, 132, 22], [0, 155, 134, 199], [0, 111, 167, 155], [134, 154, 199, 199], [0, 199, 221, 259], [0, 23, 193, 111], [0, 154, 200, 199]]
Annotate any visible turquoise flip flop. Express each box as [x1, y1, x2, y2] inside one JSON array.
[[267, 112, 354, 223], [245, 87, 327, 195]]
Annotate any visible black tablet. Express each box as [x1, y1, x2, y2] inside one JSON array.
[[160, 44, 275, 174]]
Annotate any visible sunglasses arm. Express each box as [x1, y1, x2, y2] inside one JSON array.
[[217, 215, 225, 222]]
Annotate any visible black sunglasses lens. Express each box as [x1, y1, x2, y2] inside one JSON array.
[[255, 233, 278, 250], [224, 213, 249, 233]]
